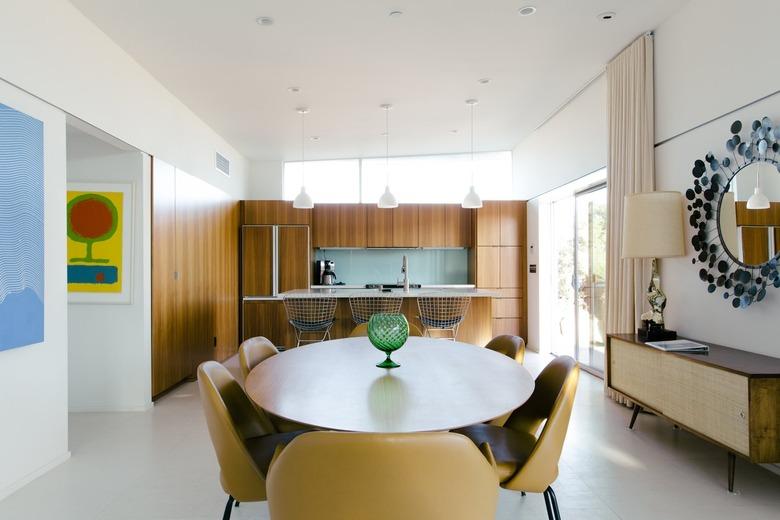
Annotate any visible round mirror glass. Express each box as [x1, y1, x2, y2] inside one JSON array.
[[718, 161, 780, 267]]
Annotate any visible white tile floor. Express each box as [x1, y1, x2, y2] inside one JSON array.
[[1, 351, 778, 520]]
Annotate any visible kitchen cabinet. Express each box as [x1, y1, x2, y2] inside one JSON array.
[[241, 225, 310, 298], [418, 205, 446, 247], [392, 205, 419, 247], [445, 205, 472, 247], [500, 201, 526, 246], [242, 200, 311, 225], [476, 201, 501, 246], [500, 247, 523, 288], [242, 227, 274, 296], [476, 247, 500, 288], [278, 226, 311, 292], [365, 206, 394, 247], [313, 204, 368, 248]]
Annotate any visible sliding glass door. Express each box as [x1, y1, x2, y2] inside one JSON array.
[[549, 181, 607, 375], [574, 184, 607, 374]]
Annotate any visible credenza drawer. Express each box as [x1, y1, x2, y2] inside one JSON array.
[[610, 339, 664, 411], [662, 355, 750, 455]]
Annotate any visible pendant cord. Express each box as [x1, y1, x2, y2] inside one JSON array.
[[300, 111, 306, 186], [385, 108, 390, 186], [470, 102, 476, 186]]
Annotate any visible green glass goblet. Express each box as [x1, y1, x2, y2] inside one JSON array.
[[367, 313, 409, 369]]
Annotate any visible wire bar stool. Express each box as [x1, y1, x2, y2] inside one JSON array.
[[417, 296, 471, 341], [348, 296, 404, 324], [283, 296, 337, 347]]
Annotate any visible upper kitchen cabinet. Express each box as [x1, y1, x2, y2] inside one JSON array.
[[499, 201, 527, 246], [366, 205, 419, 248], [313, 204, 367, 248], [241, 200, 311, 225], [475, 201, 501, 246], [418, 204, 446, 247], [445, 205, 472, 247]]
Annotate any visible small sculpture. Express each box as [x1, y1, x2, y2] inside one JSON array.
[[641, 259, 666, 325]]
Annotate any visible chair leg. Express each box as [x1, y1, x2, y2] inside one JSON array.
[[222, 495, 235, 520], [628, 403, 642, 430], [547, 486, 562, 519], [542, 489, 554, 520], [234, 501, 239, 507]]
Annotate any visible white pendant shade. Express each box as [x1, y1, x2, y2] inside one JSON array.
[[293, 186, 313, 209], [378, 185, 398, 208], [462, 185, 483, 208], [746, 187, 770, 210]]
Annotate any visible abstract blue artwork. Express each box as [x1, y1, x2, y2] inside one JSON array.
[[0, 102, 44, 351]]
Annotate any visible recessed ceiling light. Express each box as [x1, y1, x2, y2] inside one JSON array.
[[288, 86, 301, 93], [598, 11, 616, 21], [310, 136, 320, 141], [478, 78, 491, 85], [389, 10, 403, 17], [256, 16, 274, 26], [518, 6, 537, 16], [449, 129, 459, 135]]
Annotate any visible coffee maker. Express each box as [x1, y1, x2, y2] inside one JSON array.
[[315, 260, 337, 285]]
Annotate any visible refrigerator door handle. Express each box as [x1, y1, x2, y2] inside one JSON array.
[[272, 226, 279, 297]]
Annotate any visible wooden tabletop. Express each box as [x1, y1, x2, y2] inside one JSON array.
[[245, 337, 535, 433]]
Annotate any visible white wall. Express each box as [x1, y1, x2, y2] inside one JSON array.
[[248, 160, 285, 199], [66, 151, 152, 411], [512, 74, 607, 200], [653, 0, 780, 359], [0, 0, 249, 200], [0, 80, 69, 500]]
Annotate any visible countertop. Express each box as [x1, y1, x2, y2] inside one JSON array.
[[257, 287, 496, 299]]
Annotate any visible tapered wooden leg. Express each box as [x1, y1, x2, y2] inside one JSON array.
[[223, 495, 235, 520], [727, 452, 736, 492], [628, 403, 642, 430]]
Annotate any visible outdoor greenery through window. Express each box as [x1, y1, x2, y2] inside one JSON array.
[[283, 151, 512, 204]]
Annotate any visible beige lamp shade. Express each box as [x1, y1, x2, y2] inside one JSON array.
[[622, 191, 685, 259]]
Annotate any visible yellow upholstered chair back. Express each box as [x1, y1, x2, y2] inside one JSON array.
[[267, 431, 499, 520], [197, 361, 275, 502], [504, 356, 579, 493], [238, 336, 278, 380], [485, 335, 526, 364], [349, 322, 423, 338]]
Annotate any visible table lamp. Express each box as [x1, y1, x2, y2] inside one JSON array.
[[622, 191, 685, 341]]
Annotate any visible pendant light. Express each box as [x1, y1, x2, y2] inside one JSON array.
[[747, 150, 770, 210], [462, 98, 483, 208], [377, 103, 399, 208], [293, 107, 314, 209]]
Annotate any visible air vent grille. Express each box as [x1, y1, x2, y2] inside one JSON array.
[[215, 152, 230, 177]]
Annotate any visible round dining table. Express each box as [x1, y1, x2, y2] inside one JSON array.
[[245, 336, 535, 433]]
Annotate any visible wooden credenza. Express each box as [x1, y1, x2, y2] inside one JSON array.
[[606, 334, 780, 491]]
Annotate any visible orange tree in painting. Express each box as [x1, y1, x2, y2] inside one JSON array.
[[67, 194, 118, 264]]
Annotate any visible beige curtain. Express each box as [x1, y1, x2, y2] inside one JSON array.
[[605, 34, 655, 405]]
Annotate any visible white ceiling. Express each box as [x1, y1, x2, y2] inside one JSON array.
[[70, 0, 687, 162]]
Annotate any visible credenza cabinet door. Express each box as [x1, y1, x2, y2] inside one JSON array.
[[609, 339, 665, 411], [662, 355, 750, 455]]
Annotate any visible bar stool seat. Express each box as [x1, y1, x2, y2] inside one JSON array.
[[283, 296, 337, 347], [417, 296, 471, 341], [349, 296, 404, 324]]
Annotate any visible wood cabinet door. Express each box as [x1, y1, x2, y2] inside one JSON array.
[[418, 205, 446, 247], [312, 204, 339, 248], [393, 205, 419, 247], [278, 226, 311, 293], [500, 201, 526, 246], [338, 204, 367, 247], [242, 200, 311, 225], [500, 247, 523, 288], [241, 226, 274, 296], [476, 247, 500, 288], [366, 206, 394, 247], [242, 300, 296, 347], [476, 201, 501, 246], [445, 205, 472, 247]]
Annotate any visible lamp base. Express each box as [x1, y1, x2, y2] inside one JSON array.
[[638, 321, 677, 342]]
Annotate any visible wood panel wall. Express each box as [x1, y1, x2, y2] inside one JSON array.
[[152, 158, 239, 398]]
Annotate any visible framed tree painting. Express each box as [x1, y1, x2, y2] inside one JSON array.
[[0, 102, 45, 351], [67, 183, 133, 304]]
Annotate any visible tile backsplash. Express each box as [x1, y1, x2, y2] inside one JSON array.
[[315, 248, 469, 286]]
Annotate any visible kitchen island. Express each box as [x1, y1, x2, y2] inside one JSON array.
[[243, 287, 495, 347]]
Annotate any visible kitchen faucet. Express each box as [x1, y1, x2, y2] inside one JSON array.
[[400, 255, 409, 293]]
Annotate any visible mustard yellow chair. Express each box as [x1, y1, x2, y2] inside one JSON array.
[[238, 336, 278, 381], [454, 356, 579, 520], [197, 361, 308, 520], [266, 431, 499, 520], [485, 334, 526, 364], [349, 322, 424, 338], [237, 336, 309, 434]]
